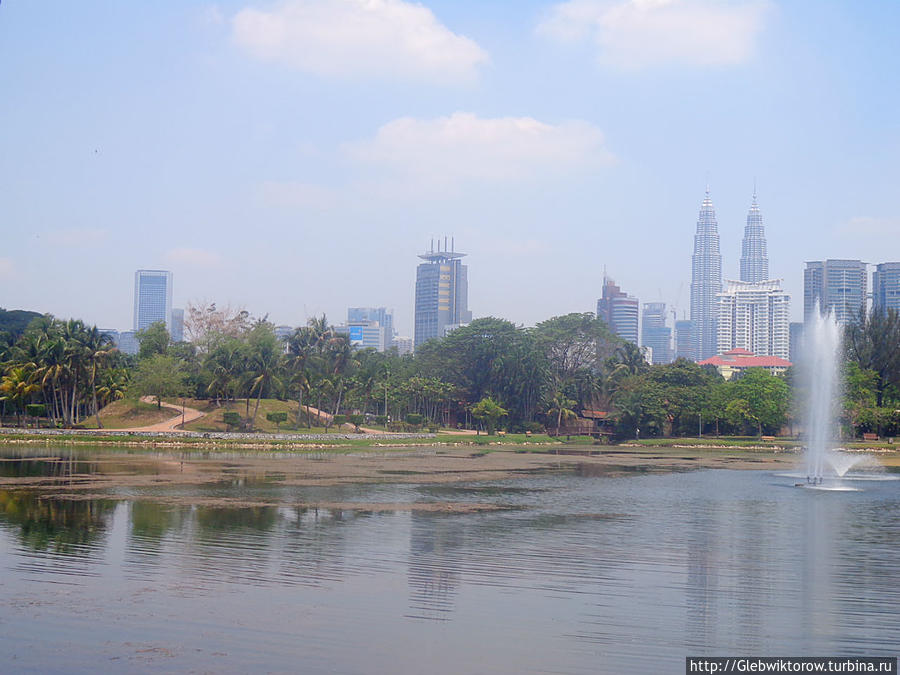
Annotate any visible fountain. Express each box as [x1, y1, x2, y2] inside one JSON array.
[[795, 306, 891, 488], [802, 306, 843, 486]]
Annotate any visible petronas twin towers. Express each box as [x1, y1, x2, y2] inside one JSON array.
[[689, 187, 785, 361]]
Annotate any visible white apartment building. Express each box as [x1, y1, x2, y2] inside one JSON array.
[[716, 280, 790, 360]]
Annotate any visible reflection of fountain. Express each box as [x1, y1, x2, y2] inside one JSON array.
[[802, 308, 842, 486]]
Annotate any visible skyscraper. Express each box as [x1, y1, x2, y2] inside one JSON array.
[[133, 269, 173, 333], [690, 188, 723, 361], [739, 190, 769, 283], [414, 239, 472, 349], [170, 308, 184, 342], [716, 280, 790, 360], [596, 276, 639, 344], [803, 260, 867, 325], [641, 302, 672, 364], [674, 320, 695, 361], [873, 262, 900, 312]]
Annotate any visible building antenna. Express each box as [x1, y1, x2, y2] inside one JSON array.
[[753, 176, 758, 203]]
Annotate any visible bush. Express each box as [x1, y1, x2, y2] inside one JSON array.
[[266, 411, 288, 429], [405, 414, 424, 429], [332, 414, 347, 428], [223, 411, 241, 431], [348, 414, 365, 432], [374, 415, 388, 426], [26, 404, 47, 418]]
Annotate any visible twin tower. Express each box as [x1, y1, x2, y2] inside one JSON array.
[[688, 188, 789, 362]]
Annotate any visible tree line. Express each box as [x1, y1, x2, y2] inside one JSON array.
[[2, 302, 898, 438]]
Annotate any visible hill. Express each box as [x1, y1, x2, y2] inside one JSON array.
[[0, 308, 44, 339]]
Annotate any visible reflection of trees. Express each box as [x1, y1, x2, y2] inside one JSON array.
[[195, 506, 278, 533], [0, 490, 115, 553], [407, 513, 462, 621]]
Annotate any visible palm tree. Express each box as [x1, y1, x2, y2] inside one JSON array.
[[246, 325, 284, 430], [546, 391, 577, 434], [82, 325, 115, 428], [0, 366, 41, 427]]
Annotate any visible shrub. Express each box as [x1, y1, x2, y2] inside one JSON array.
[[266, 411, 288, 429], [223, 411, 241, 431]]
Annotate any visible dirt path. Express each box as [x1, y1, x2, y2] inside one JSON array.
[[128, 398, 206, 432]]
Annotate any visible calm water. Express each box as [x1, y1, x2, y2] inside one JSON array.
[[1, 448, 899, 674]]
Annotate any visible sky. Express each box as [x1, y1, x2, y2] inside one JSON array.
[[1, 0, 899, 336]]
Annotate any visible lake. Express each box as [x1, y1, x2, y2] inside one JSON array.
[[1, 445, 898, 673]]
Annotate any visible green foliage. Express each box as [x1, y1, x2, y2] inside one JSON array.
[[348, 414, 365, 431], [405, 413, 424, 427], [222, 411, 241, 430], [374, 415, 388, 426], [25, 403, 47, 417], [0, 309, 44, 339], [471, 397, 508, 435], [845, 306, 900, 407], [136, 322, 170, 360], [130, 355, 188, 409], [265, 411, 288, 429]]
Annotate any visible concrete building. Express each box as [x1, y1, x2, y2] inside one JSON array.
[[117, 330, 139, 356], [170, 308, 184, 342], [674, 320, 695, 361], [739, 191, 769, 283], [789, 322, 804, 364], [690, 188, 723, 361], [414, 239, 472, 349], [873, 262, 900, 313], [804, 260, 867, 325], [133, 269, 173, 333], [348, 307, 394, 351], [597, 277, 639, 344], [393, 336, 413, 356], [716, 279, 790, 360], [698, 348, 792, 380], [336, 321, 385, 351], [641, 302, 672, 364]]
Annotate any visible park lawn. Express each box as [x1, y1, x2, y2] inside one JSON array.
[[82, 399, 177, 429], [178, 398, 335, 434]]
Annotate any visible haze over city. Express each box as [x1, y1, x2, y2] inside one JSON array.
[[2, 0, 899, 335]]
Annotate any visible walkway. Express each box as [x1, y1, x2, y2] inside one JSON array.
[[128, 397, 206, 432]]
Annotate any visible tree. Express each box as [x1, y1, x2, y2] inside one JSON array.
[[245, 322, 284, 430], [136, 322, 170, 360], [471, 397, 508, 435], [0, 366, 41, 427], [266, 411, 288, 430], [130, 355, 188, 409], [223, 411, 241, 431], [729, 368, 790, 435], [845, 306, 900, 407], [545, 391, 576, 433]]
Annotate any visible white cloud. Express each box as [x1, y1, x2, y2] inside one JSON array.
[[838, 216, 900, 237], [44, 227, 108, 247], [537, 0, 770, 69], [342, 112, 613, 190], [232, 0, 488, 82], [0, 258, 14, 281], [164, 248, 224, 268], [256, 181, 338, 209]]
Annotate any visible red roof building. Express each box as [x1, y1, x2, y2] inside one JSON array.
[[698, 348, 792, 380]]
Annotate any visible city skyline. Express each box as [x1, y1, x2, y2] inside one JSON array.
[[1, 2, 899, 336]]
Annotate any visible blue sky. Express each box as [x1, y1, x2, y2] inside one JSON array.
[[1, 0, 898, 335]]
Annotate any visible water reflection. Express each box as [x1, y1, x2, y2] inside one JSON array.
[[1, 461, 899, 673], [0, 490, 116, 553]]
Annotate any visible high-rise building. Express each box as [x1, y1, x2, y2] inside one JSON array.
[[674, 320, 695, 361], [789, 322, 804, 364], [596, 277, 639, 344], [740, 190, 769, 283], [348, 307, 394, 351], [414, 239, 472, 349], [873, 262, 900, 312], [641, 302, 672, 364], [690, 188, 723, 361], [133, 269, 173, 333], [117, 331, 139, 356], [393, 336, 413, 356], [716, 279, 790, 360], [803, 260, 867, 325], [170, 308, 185, 342]]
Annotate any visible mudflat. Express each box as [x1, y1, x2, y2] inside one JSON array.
[[0, 443, 825, 512]]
